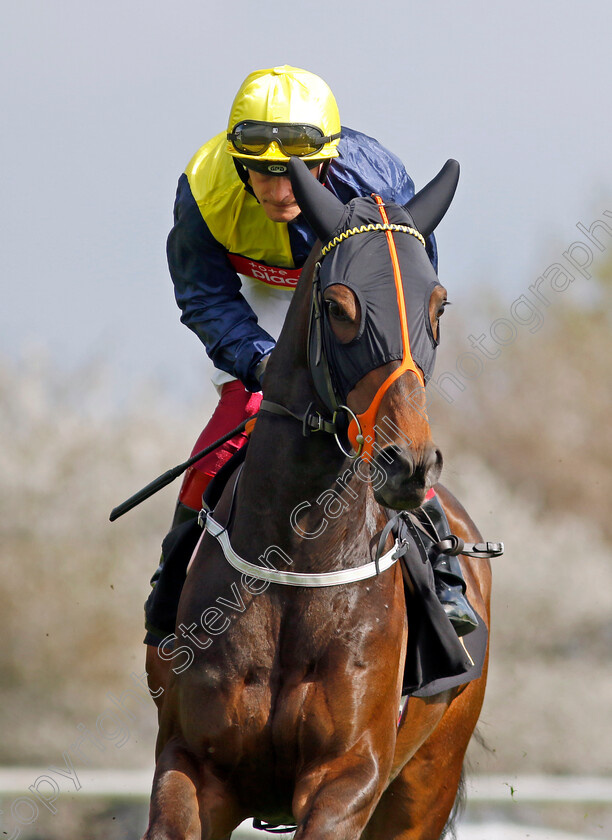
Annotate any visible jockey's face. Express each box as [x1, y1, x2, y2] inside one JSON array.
[[248, 164, 322, 223]]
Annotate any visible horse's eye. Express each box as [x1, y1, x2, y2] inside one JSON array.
[[325, 299, 350, 322]]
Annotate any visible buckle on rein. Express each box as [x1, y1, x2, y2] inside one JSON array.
[[302, 402, 329, 436], [302, 402, 365, 460]]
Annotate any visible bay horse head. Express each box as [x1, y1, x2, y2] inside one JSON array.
[[288, 157, 459, 510]]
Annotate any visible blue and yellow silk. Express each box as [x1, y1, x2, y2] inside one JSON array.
[[167, 127, 437, 392]]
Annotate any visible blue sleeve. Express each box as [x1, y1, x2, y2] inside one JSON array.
[[167, 174, 275, 391], [327, 127, 438, 271]]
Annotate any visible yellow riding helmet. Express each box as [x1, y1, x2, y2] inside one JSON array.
[[226, 65, 341, 164]]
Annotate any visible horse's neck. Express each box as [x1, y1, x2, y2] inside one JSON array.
[[230, 266, 385, 567], [232, 409, 382, 569]]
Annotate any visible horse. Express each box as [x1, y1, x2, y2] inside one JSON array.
[[143, 157, 492, 840]]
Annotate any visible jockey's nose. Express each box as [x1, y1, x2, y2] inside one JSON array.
[[269, 176, 294, 202]]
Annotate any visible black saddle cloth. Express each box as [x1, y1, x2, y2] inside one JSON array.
[[396, 514, 487, 697]]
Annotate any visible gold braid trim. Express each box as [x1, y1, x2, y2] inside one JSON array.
[[320, 223, 426, 257]]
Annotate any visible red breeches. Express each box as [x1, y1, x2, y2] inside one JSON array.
[[177, 381, 262, 511]]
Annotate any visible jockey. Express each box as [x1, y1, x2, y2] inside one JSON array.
[[144, 66, 477, 662]]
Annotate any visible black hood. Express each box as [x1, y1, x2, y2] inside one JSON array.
[[289, 156, 458, 411], [316, 196, 439, 402]]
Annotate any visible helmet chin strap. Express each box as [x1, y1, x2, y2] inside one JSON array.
[[232, 158, 257, 199]]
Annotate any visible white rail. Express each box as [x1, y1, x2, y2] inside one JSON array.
[[0, 772, 609, 840], [0, 769, 609, 802]]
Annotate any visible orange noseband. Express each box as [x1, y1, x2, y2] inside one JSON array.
[[347, 196, 425, 462]]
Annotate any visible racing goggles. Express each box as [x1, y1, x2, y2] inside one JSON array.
[[228, 120, 341, 158]]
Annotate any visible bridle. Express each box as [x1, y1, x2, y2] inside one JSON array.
[[203, 194, 506, 588], [261, 195, 428, 461]]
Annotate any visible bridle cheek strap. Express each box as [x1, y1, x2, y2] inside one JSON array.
[[347, 195, 425, 462]]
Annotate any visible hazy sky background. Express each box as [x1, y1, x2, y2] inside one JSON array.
[[2, 0, 611, 401]]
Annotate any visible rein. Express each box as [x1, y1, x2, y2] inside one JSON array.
[[258, 398, 364, 459]]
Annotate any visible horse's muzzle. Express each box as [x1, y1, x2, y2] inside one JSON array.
[[371, 443, 443, 509]]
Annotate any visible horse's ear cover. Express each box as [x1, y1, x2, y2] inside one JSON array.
[[405, 159, 460, 238], [289, 157, 346, 243]]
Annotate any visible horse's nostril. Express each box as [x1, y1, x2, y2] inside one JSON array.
[[376, 444, 414, 478], [426, 447, 443, 472], [401, 449, 415, 478]]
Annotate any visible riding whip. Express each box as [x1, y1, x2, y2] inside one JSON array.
[[109, 417, 250, 521]]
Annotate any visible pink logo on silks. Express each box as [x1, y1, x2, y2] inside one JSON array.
[[228, 253, 301, 289]]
